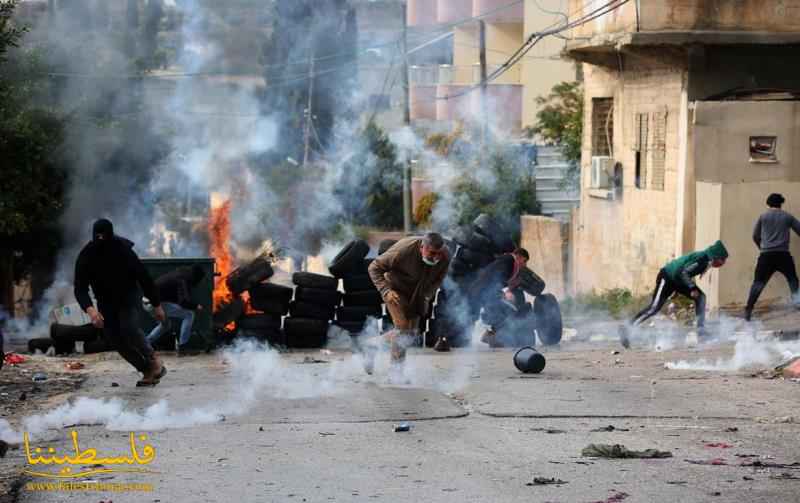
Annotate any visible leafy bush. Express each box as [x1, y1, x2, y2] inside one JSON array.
[[414, 192, 439, 227], [561, 288, 647, 320]]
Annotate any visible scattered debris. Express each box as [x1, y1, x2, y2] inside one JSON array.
[[735, 454, 759, 459], [530, 428, 566, 434], [18, 392, 26, 401], [527, 477, 567, 486], [32, 372, 48, 382], [582, 444, 672, 459], [110, 382, 119, 387], [611, 350, 620, 355], [705, 442, 734, 449], [318, 432, 335, 437], [666, 481, 687, 485], [724, 427, 739, 432], [65, 361, 85, 370], [589, 491, 629, 503], [743, 476, 754, 481], [4, 353, 26, 365], [685, 458, 728, 466], [741, 460, 800, 469], [591, 425, 630, 433], [258, 426, 264, 432], [755, 416, 795, 424], [709, 491, 722, 496], [769, 473, 800, 480], [0, 440, 8, 458], [394, 423, 411, 433], [301, 356, 329, 364]]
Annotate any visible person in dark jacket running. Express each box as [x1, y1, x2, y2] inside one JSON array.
[[620, 240, 728, 348], [744, 193, 800, 321], [147, 266, 206, 354], [464, 248, 529, 347], [74, 219, 167, 386]]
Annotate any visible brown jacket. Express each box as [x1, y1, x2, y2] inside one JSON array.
[[368, 237, 450, 318]]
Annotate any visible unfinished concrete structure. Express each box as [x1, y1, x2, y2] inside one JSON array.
[[567, 0, 800, 310]]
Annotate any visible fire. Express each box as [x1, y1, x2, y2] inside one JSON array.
[[208, 197, 233, 311], [241, 291, 261, 315]]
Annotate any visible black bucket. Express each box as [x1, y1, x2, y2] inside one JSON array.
[[513, 346, 546, 374]]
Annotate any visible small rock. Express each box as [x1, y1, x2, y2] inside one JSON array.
[[19, 392, 26, 401], [259, 426, 264, 432], [111, 382, 120, 388]]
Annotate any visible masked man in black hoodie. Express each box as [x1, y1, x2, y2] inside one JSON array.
[[74, 219, 167, 386]]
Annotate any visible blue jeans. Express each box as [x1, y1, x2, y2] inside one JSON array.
[[147, 302, 195, 348]]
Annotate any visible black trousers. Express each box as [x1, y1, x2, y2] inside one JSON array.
[[745, 251, 799, 313], [100, 304, 154, 373], [632, 269, 706, 328]]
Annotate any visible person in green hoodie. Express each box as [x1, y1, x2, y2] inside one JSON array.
[[619, 240, 728, 348]]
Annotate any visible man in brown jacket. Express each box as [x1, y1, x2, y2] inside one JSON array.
[[368, 232, 450, 381]]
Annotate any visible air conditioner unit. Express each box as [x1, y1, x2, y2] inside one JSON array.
[[590, 156, 613, 189]]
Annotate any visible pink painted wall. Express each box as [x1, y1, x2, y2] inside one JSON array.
[[473, 0, 524, 23], [437, 0, 473, 24], [408, 0, 438, 26], [410, 85, 438, 120]]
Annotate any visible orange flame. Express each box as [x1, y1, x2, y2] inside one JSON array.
[[208, 199, 233, 312]]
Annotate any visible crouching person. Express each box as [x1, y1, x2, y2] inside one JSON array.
[[367, 233, 450, 383], [147, 265, 206, 355], [620, 240, 728, 348]]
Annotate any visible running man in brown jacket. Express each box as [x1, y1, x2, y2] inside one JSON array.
[[368, 233, 450, 381]]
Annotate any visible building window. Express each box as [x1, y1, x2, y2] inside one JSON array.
[[651, 111, 667, 191], [634, 112, 648, 189], [591, 97, 614, 157], [749, 136, 778, 163]]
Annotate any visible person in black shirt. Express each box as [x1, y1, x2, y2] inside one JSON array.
[[147, 266, 205, 354], [468, 248, 530, 347], [74, 219, 167, 386]]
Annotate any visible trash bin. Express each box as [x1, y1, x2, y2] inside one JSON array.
[[140, 258, 215, 350]]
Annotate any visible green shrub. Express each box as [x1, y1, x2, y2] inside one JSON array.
[[414, 192, 439, 227]]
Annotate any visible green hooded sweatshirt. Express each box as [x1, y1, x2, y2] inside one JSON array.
[[662, 240, 728, 290]]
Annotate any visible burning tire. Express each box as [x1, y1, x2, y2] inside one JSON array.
[[238, 314, 282, 331], [342, 290, 383, 307], [291, 272, 339, 291], [226, 257, 274, 295], [473, 213, 515, 254], [213, 297, 246, 328], [378, 239, 397, 255], [534, 294, 563, 346], [328, 239, 370, 277], [284, 318, 328, 348], [336, 305, 382, 322], [342, 274, 375, 292], [294, 287, 342, 307], [289, 301, 334, 321]]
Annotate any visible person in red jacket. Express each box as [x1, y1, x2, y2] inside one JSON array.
[[74, 219, 167, 386]]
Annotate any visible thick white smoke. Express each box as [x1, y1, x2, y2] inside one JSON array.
[[665, 336, 800, 372]]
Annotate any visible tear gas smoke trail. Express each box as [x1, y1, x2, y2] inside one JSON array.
[[665, 336, 800, 372]]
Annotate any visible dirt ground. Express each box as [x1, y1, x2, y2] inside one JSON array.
[[0, 356, 85, 503]]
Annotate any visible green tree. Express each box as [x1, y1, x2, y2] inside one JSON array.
[[525, 81, 583, 187], [0, 1, 67, 314]]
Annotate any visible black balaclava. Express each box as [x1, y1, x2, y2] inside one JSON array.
[[92, 219, 114, 242]]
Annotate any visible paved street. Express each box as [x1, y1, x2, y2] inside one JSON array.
[[4, 329, 800, 503]]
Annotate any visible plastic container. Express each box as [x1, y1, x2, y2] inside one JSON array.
[[513, 346, 546, 374]]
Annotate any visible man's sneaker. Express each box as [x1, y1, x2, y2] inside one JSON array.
[[433, 336, 451, 352], [618, 325, 631, 349]]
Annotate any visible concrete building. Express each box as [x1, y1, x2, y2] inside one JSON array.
[[567, 0, 800, 311], [407, 0, 576, 134]]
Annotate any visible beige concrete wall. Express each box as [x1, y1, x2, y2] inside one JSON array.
[[520, 215, 566, 299], [521, 0, 575, 128], [565, 0, 638, 41], [640, 0, 800, 33], [696, 181, 800, 311], [573, 60, 685, 296], [693, 101, 800, 184]]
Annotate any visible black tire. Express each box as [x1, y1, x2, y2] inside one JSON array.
[[534, 293, 563, 345], [473, 213, 515, 254], [452, 226, 493, 254], [336, 305, 382, 322], [378, 239, 398, 255], [519, 267, 546, 297], [458, 247, 493, 268], [329, 240, 370, 277], [238, 314, 282, 331], [449, 255, 478, 277], [248, 283, 294, 304], [84, 337, 113, 354], [213, 297, 245, 328], [284, 318, 329, 348], [334, 320, 366, 335], [28, 337, 74, 355], [294, 287, 342, 307], [343, 290, 383, 307], [289, 301, 334, 321], [342, 274, 376, 292], [50, 323, 101, 343], [292, 272, 339, 291], [226, 258, 274, 295]]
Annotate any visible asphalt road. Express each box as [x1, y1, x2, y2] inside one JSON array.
[[5, 330, 800, 503]]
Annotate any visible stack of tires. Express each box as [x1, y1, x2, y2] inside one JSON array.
[[426, 285, 473, 347], [329, 239, 383, 336], [241, 282, 293, 348], [29, 324, 109, 355], [285, 272, 340, 348]]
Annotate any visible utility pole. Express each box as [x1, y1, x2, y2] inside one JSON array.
[[401, 1, 413, 233], [479, 19, 488, 149], [302, 45, 315, 168]]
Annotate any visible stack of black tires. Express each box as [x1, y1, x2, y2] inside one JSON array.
[[329, 239, 383, 336], [240, 281, 292, 348], [285, 272, 340, 348]]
